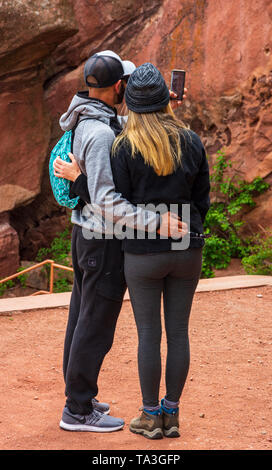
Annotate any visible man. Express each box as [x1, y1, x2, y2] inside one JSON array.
[[57, 51, 185, 432]]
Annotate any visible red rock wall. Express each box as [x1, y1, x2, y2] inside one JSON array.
[[128, 0, 272, 180], [0, 0, 272, 276], [0, 0, 77, 275]]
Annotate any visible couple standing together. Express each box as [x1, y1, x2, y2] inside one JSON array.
[[54, 50, 210, 440]]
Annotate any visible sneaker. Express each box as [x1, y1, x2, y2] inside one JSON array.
[[92, 398, 110, 415], [161, 399, 180, 437], [59, 406, 124, 432], [129, 410, 163, 439]]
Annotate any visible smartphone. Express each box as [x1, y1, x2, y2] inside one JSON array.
[[170, 69, 186, 100]]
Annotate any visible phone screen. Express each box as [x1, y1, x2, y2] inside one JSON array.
[[171, 70, 186, 100]]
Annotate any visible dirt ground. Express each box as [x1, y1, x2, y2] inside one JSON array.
[[0, 285, 271, 451]]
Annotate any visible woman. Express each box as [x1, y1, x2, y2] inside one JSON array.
[[110, 63, 210, 440], [54, 63, 210, 440]]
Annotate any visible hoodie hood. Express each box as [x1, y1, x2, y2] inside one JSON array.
[[59, 91, 117, 132]]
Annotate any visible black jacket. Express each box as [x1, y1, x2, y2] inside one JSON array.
[[110, 129, 210, 253], [70, 129, 210, 253]]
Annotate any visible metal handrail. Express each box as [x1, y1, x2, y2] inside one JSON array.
[[0, 259, 73, 296]]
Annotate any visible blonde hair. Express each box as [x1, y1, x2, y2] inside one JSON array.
[[112, 103, 189, 176]]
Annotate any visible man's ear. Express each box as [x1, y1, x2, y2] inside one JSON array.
[[113, 79, 122, 93]]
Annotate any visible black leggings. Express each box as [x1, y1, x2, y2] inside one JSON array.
[[124, 248, 202, 408]]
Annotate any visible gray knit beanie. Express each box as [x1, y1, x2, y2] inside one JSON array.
[[125, 62, 170, 113]]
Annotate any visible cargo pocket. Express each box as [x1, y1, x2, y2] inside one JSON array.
[[96, 269, 126, 302], [77, 230, 106, 275], [96, 239, 127, 302]]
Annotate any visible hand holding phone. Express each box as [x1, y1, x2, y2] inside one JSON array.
[[170, 69, 186, 101]]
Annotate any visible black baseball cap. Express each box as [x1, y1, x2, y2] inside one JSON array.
[[84, 50, 136, 88]]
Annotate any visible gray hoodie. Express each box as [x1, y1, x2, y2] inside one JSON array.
[[59, 92, 159, 236]]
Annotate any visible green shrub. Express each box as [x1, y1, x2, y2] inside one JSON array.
[[201, 236, 232, 278], [0, 279, 15, 296], [16, 266, 28, 288], [241, 233, 272, 276], [53, 276, 73, 293], [0, 266, 30, 296], [202, 150, 270, 278], [36, 224, 73, 292], [36, 225, 72, 265]]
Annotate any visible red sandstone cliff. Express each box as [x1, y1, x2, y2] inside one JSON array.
[[0, 0, 271, 276]]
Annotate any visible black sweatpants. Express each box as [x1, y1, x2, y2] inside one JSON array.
[[63, 224, 126, 415], [124, 248, 202, 408]]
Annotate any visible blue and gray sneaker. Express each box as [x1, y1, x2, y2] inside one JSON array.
[[59, 407, 124, 432], [92, 398, 110, 415]]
